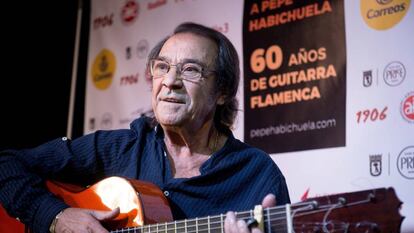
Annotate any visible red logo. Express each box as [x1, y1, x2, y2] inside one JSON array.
[[401, 92, 414, 123], [300, 188, 310, 201], [148, 0, 167, 10], [120, 73, 139, 86], [121, 0, 139, 24], [93, 14, 114, 30]]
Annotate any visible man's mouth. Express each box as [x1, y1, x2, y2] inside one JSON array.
[[161, 97, 185, 104]]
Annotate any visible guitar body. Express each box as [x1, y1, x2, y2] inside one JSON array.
[[47, 176, 173, 229], [0, 205, 25, 233], [0, 176, 173, 232]]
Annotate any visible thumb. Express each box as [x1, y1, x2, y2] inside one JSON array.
[[90, 207, 120, 221], [262, 194, 276, 208]]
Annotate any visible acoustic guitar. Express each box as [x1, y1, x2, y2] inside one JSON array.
[[0, 176, 404, 232]]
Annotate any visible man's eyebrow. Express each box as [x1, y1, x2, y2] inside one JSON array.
[[156, 56, 207, 67], [181, 58, 206, 67], [156, 56, 169, 62]]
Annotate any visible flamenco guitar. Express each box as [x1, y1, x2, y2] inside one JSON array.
[[0, 176, 404, 232]]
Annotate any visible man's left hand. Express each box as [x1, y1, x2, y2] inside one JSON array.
[[224, 194, 276, 233]]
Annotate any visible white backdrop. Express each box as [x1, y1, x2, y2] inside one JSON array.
[[84, 0, 413, 231]]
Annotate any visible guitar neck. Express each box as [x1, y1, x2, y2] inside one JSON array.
[[110, 206, 289, 233]]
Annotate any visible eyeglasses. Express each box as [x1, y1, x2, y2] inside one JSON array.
[[150, 59, 215, 83]]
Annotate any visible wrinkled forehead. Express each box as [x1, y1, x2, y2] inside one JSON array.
[[159, 32, 218, 67]]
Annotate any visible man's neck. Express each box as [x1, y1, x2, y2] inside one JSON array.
[[161, 121, 225, 178]]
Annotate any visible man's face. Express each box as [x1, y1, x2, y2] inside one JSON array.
[[151, 33, 220, 130]]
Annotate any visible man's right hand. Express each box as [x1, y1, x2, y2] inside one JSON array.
[[53, 207, 120, 233]]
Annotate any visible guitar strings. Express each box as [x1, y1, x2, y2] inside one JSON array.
[[111, 220, 353, 233], [112, 223, 353, 233], [110, 197, 374, 233], [110, 203, 312, 233]]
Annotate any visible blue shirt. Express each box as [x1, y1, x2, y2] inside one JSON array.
[[0, 117, 290, 233]]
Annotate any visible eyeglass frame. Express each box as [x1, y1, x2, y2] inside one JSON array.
[[149, 58, 216, 83]]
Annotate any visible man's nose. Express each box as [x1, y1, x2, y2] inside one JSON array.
[[162, 67, 183, 88]]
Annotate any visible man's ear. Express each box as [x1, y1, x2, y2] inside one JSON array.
[[217, 95, 226, 105]]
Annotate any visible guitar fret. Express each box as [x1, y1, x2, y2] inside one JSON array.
[[286, 204, 293, 233], [207, 216, 210, 233], [266, 208, 270, 233], [220, 214, 224, 233]]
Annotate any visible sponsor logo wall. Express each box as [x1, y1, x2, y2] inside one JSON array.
[[85, 0, 413, 231]]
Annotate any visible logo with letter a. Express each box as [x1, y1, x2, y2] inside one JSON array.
[[401, 92, 414, 123]]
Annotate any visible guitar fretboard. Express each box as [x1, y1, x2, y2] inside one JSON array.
[[110, 206, 289, 233]]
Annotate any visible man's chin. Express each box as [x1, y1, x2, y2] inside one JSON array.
[[156, 116, 185, 127]]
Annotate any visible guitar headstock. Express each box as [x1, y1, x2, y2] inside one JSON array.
[[289, 187, 403, 233]]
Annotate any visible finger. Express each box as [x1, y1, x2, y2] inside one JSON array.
[[90, 207, 120, 221], [262, 193, 276, 208], [251, 226, 263, 233], [55, 208, 110, 233], [236, 219, 250, 233], [224, 211, 236, 233], [85, 220, 110, 233]]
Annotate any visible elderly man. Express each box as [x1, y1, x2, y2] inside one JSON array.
[[0, 22, 290, 233]]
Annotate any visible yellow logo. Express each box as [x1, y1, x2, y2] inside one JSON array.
[[361, 0, 410, 30], [91, 49, 116, 90]]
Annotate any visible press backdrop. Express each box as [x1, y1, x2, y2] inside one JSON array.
[[84, 0, 413, 231]]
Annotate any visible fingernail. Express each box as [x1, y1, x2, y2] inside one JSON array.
[[237, 220, 246, 228], [227, 211, 235, 223]]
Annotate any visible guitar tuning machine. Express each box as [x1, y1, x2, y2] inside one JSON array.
[[310, 200, 319, 209], [367, 193, 376, 202], [355, 221, 379, 232], [370, 223, 379, 231], [337, 197, 347, 206]]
